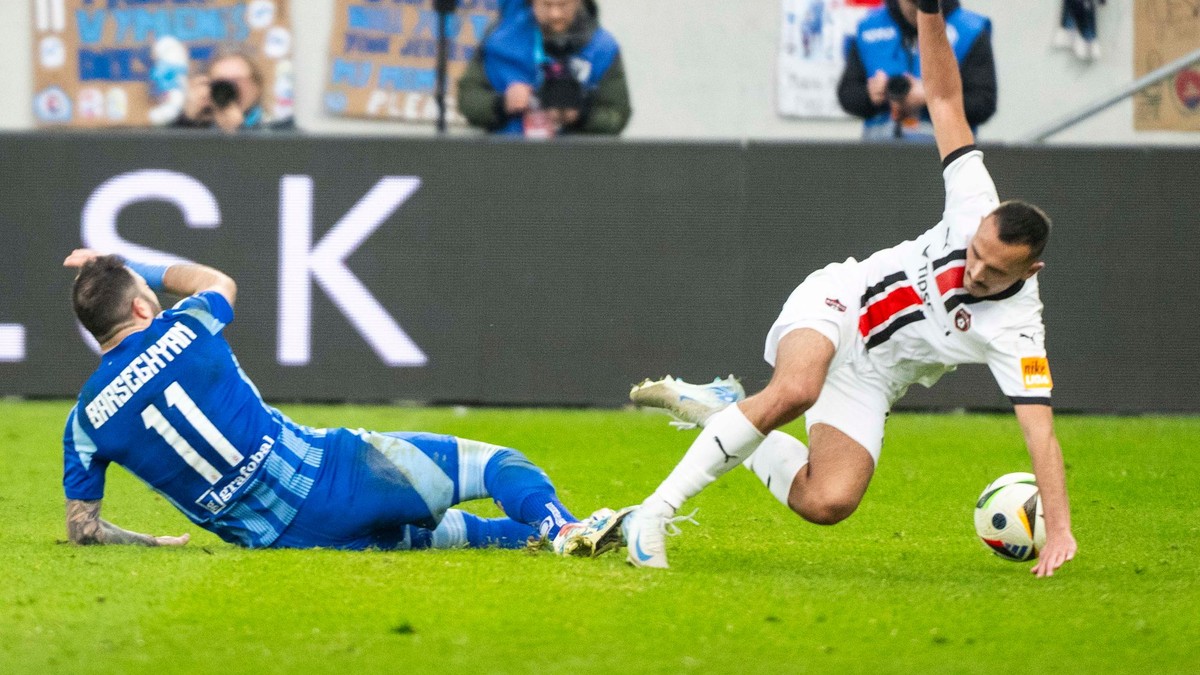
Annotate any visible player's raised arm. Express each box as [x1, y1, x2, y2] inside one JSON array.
[[915, 1, 975, 161], [160, 263, 237, 307], [64, 249, 237, 307], [65, 499, 190, 547]]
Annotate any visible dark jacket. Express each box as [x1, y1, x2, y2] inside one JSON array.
[[171, 105, 296, 132]]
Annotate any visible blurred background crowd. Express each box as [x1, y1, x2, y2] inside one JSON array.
[[9, 0, 1196, 144]]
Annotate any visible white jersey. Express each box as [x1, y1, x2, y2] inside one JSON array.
[[852, 149, 1053, 404]]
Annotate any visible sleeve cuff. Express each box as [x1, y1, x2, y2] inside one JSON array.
[[1009, 396, 1052, 406], [942, 144, 979, 169], [199, 290, 235, 325]]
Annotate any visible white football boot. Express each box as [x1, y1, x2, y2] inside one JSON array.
[[551, 507, 635, 558], [620, 504, 699, 569], [629, 375, 745, 430]]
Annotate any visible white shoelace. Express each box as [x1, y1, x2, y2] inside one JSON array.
[[660, 508, 700, 536]]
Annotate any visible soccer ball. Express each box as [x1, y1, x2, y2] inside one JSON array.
[[974, 472, 1046, 562]]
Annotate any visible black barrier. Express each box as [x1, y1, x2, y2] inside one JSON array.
[[0, 134, 1196, 412]]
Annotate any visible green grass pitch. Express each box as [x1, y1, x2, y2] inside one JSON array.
[[2, 401, 1197, 673]]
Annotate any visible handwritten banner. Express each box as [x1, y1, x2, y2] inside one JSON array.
[[324, 0, 498, 124], [777, 0, 882, 119], [31, 0, 294, 128], [1134, 0, 1200, 132]]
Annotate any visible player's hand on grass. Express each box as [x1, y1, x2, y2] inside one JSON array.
[[154, 533, 191, 547], [63, 248, 103, 269], [1031, 530, 1076, 578]]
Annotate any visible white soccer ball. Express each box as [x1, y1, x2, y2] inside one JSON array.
[[974, 472, 1046, 562]]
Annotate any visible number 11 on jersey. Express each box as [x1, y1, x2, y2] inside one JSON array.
[[141, 382, 244, 484]]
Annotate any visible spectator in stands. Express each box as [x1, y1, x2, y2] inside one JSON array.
[[173, 45, 294, 133], [838, 0, 995, 142], [458, 0, 631, 137]]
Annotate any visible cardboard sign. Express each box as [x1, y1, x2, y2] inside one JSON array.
[[778, 0, 883, 119], [1134, 0, 1200, 132], [31, 0, 294, 128], [323, 0, 499, 124]]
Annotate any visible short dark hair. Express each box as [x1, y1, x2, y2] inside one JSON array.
[[991, 200, 1052, 260], [73, 255, 138, 342]]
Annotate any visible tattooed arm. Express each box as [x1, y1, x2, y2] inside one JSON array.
[[66, 499, 190, 547]]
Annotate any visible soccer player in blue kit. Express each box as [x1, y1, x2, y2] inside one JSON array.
[[61, 249, 628, 556]]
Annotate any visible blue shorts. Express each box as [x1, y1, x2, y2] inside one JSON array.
[[272, 429, 477, 550]]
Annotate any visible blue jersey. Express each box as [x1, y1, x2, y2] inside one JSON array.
[[62, 292, 324, 548]]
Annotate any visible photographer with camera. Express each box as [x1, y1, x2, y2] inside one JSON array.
[[837, 0, 995, 142], [173, 45, 294, 133], [458, 0, 631, 137]]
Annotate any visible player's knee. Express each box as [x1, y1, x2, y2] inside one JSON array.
[[488, 447, 535, 473], [795, 494, 859, 526], [483, 447, 553, 492]]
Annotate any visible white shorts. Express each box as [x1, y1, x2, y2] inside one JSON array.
[[763, 259, 898, 463]]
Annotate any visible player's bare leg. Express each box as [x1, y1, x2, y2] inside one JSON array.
[[743, 423, 875, 525], [739, 329, 836, 431], [741, 329, 875, 523], [783, 423, 874, 525], [624, 329, 835, 568]]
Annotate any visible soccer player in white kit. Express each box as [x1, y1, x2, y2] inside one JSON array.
[[621, 0, 1077, 577]]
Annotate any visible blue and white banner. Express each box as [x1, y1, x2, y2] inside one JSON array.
[[777, 0, 881, 119], [30, 0, 294, 128], [324, 0, 498, 124]]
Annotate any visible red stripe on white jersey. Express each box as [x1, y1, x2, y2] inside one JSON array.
[[936, 265, 965, 296], [859, 285, 922, 337]]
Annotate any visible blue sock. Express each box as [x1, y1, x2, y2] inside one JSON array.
[[463, 514, 537, 549], [415, 510, 538, 550], [484, 448, 578, 539]]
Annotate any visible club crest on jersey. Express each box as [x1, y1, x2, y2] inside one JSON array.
[[954, 307, 972, 332], [825, 298, 847, 313]]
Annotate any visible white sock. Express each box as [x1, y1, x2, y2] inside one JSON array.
[[428, 509, 469, 549], [743, 431, 810, 508], [645, 404, 766, 514]]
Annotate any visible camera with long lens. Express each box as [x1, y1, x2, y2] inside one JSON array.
[[885, 74, 912, 103], [537, 60, 584, 111], [209, 79, 240, 109]]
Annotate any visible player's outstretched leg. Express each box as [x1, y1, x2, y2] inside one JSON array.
[[744, 431, 811, 507], [365, 431, 629, 558], [447, 435, 633, 557], [405, 509, 538, 550], [743, 425, 874, 525], [622, 329, 835, 569], [468, 440, 578, 535], [366, 432, 585, 554], [450, 436, 591, 550], [629, 375, 745, 429], [632, 376, 871, 524]]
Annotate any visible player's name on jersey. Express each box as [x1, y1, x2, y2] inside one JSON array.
[[84, 322, 199, 429]]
